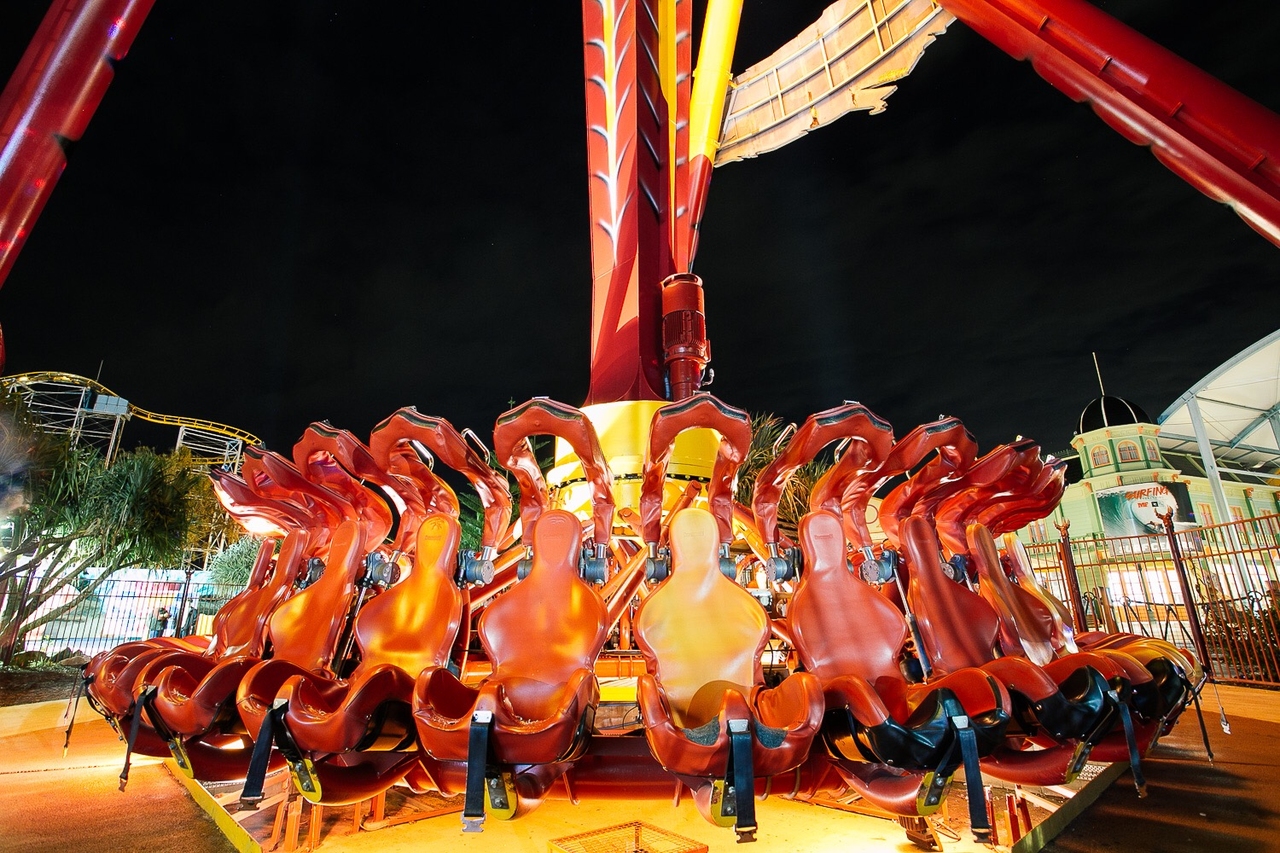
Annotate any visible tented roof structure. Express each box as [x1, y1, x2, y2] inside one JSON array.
[[1158, 329, 1280, 479]]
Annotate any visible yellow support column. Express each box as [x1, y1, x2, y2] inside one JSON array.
[[688, 0, 744, 167]]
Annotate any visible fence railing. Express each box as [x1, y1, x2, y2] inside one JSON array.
[[7, 514, 1280, 686], [1023, 513, 1280, 687], [1, 570, 245, 663]]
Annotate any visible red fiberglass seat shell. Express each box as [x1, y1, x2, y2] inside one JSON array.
[[86, 538, 277, 721], [786, 511, 1010, 815], [86, 461, 319, 722], [751, 402, 895, 554], [131, 525, 311, 732], [633, 509, 824, 789], [970, 526, 1186, 738], [413, 510, 607, 767], [233, 519, 368, 739], [103, 531, 312, 782], [265, 514, 468, 804], [899, 516, 1130, 785], [493, 397, 615, 552], [369, 408, 513, 560], [142, 519, 361, 757], [997, 533, 1200, 721]]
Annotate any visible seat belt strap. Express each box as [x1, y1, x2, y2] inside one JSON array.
[[463, 710, 493, 832], [1110, 690, 1147, 797], [119, 688, 153, 792], [239, 707, 277, 806], [955, 715, 989, 840], [941, 695, 989, 841], [134, 687, 194, 777], [728, 718, 757, 843]]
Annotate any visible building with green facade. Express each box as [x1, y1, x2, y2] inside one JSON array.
[[1021, 330, 1280, 547]]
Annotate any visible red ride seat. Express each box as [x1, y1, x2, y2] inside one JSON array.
[[233, 519, 368, 739], [998, 533, 1200, 725], [899, 516, 1132, 787], [86, 463, 320, 723], [110, 531, 312, 783], [633, 508, 823, 842], [86, 537, 276, 722], [257, 514, 468, 805], [966, 524, 1172, 775], [934, 455, 1194, 728], [412, 510, 607, 829], [787, 511, 1010, 820], [138, 519, 362, 783]]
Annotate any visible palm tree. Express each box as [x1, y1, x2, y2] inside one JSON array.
[[735, 412, 835, 543]]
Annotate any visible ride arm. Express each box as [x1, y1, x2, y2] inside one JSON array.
[[937, 0, 1280, 247], [0, 0, 157, 300]]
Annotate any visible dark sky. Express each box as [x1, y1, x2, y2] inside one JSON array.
[[2, 1, 1278, 458]]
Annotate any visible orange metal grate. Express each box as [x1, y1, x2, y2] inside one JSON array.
[[548, 821, 708, 853]]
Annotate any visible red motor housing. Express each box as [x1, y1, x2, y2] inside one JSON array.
[[661, 273, 711, 401]]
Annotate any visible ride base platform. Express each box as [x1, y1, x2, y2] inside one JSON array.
[[174, 728, 1127, 853], [9, 684, 1267, 853]]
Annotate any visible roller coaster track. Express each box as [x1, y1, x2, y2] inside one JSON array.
[[1, 370, 260, 464]]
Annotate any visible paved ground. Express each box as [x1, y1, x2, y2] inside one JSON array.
[[1043, 685, 1280, 853], [0, 699, 236, 853], [0, 683, 1274, 852]]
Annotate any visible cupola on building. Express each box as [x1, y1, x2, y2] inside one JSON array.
[[1022, 331, 1280, 545]]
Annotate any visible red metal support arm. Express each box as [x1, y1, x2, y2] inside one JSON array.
[[0, 0, 157, 320], [937, 0, 1280, 247]]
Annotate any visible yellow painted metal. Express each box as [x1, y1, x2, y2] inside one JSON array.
[[168, 761, 263, 853], [688, 0, 744, 164], [546, 400, 720, 526], [598, 679, 638, 702], [1, 370, 261, 444], [658, 0, 679, 121]]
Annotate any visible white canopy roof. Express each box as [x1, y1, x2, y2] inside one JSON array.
[[1158, 329, 1280, 476]]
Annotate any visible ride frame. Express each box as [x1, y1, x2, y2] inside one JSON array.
[[0, 1, 1279, 410], [1, 0, 1278, 840]]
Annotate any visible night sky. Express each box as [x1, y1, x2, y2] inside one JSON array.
[[2, 1, 1278, 459]]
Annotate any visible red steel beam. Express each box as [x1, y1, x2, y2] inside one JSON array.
[[937, 0, 1280, 248], [580, 0, 671, 404], [0, 0, 156, 363]]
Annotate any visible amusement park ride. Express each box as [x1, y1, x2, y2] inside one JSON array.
[[3, 0, 1278, 847]]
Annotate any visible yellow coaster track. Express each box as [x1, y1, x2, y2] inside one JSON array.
[[1, 370, 261, 449]]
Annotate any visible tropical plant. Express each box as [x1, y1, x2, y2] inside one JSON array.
[[208, 534, 266, 589], [0, 391, 212, 654], [734, 412, 835, 543]]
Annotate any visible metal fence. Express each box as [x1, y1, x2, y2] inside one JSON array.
[[1, 570, 245, 663], [7, 514, 1280, 686], [1023, 513, 1280, 687]]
